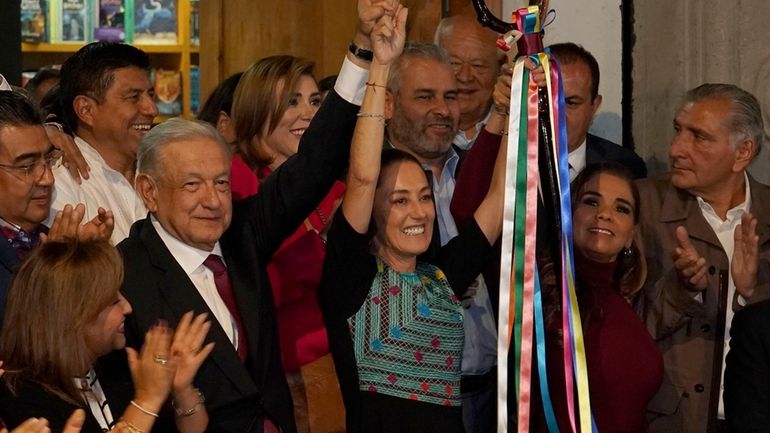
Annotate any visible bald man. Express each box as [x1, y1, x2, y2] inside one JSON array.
[[436, 15, 502, 152]]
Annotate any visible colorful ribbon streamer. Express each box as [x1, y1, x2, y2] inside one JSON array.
[[495, 5, 597, 433]]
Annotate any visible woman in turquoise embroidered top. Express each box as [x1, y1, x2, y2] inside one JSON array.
[[318, 6, 507, 433]]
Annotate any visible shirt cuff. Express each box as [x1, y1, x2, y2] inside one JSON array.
[[334, 56, 369, 106]]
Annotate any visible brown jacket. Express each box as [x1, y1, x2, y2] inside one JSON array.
[[635, 173, 770, 433]]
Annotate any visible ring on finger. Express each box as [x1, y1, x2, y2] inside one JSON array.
[[153, 354, 169, 365]]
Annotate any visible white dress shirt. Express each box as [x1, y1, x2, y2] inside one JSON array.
[[151, 215, 240, 349], [568, 139, 588, 181], [695, 173, 751, 419], [49, 136, 147, 245], [453, 108, 493, 151], [429, 149, 498, 376]]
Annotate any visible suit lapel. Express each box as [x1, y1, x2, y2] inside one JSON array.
[[584, 137, 602, 166], [139, 221, 258, 395]]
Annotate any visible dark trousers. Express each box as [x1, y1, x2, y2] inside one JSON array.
[[461, 369, 497, 433]]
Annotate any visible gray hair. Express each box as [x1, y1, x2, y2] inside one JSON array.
[[387, 42, 452, 97], [681, 83, 765, 157], [136, 118, 230, 178], [433, 17, 456, 46]]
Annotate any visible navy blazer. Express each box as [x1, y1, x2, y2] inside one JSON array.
[[585, 133, 647, 179], [116, 91, 358, 433]]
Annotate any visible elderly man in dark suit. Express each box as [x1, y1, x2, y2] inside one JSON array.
[[113, 1, 398, 428], [548, 42, 647, 180], [121, 98, 356, 432]]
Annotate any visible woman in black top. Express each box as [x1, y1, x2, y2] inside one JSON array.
[[318, 7, 507, 433]]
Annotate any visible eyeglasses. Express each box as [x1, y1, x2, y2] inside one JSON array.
[[0, 149, 63, 180]]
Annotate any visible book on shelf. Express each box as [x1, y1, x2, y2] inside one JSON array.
[[21, 0, 48, 43], [95, 0, 128, 42], [152, 69, 182, 116], [133, 0, 177, 45], [189, 0, 199, 46], [51, 0, 92, 43], [190, 65, 200, 115]]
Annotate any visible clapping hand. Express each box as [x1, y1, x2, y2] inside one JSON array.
[[733, 212, 759, 299], [0, 410, 85, 433], [673, 226, 708, 291], [170, 312, 214, 394], [126, 322, 176, 414], [42, 204, 114, 243]]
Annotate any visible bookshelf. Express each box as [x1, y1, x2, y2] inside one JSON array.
[[21, 0, 199, 120]]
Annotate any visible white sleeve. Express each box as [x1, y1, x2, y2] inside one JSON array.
[[334, 56, 369, 106]]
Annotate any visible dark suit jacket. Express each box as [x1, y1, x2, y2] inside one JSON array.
[[117, 91, 358, 433], [725, 299, 770, 433], [0, 225, 47, 328], [0, 351, 137, 433], [585, 133, 647, 179], [0, 240, 18, 327]]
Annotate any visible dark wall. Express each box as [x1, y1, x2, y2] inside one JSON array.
[[0, 1, 22, 86]]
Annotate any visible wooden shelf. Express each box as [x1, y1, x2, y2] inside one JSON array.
[[21, 42, 82, 53], [21, 0, 197, 118], [23, 42, 185, 54]]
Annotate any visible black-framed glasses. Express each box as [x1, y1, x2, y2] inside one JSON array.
[[0, 149, 63, 180]]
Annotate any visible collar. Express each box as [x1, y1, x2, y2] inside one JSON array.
[[568, 138, 588, 175], [423, 145, 460, 182], [695, 172, 752, 222], [150, 214, 224, 275], [383, 136, 459, 181], [453, 108, 493, 150], [74, 136, 133, 180]]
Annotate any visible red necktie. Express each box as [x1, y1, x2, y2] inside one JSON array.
[[203, 255, 249, 362]]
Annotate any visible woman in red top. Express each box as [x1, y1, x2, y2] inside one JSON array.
[[451, 67, 663, 432], [227, 55, 345, 433]]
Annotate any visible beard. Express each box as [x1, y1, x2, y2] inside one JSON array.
[[388, 108, 457, 161]]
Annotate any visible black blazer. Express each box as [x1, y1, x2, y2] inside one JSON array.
[[725, 299, 770, 432], [0, 239, 19, 328], [117, 91, 358, 433], [0, 351, 137, 433], [585, 133, 647, 179]]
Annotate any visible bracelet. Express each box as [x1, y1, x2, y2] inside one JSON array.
[[117, 419, 145, 433], [130, 400, 159, 418], [356, 112, 386, 125], [365, 81, 387, 93], [172, 388, 206, 417]]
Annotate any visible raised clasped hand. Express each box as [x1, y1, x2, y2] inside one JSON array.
[[370, 3, 408, 67], [358, 0, 399, 38]]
